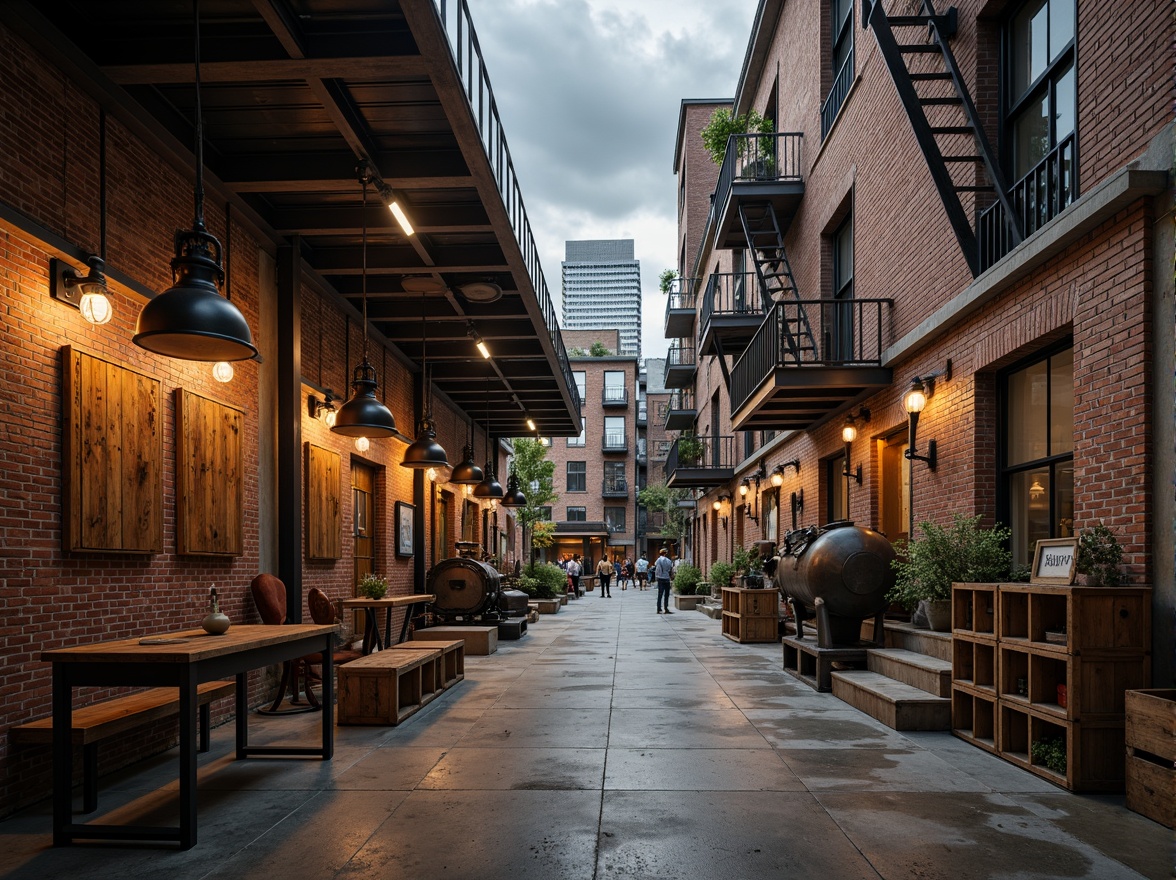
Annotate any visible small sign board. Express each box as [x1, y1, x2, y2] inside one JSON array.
[[1031, 538, 1078, 585]]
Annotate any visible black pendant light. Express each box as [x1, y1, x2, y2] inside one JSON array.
[[401, 293, 449, 469], [332, 165, 397, 439], [472, 378, 503, 499], [449, 418, 484, 485], [133, 0, 256, 362], [500, 467, 527, 507]]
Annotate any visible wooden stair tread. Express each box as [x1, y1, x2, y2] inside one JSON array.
[[868, 648, 951, 673], [830, 671, 950, 705]]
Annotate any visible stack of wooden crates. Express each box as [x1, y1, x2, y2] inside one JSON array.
[[951, 583, 1151, 792]]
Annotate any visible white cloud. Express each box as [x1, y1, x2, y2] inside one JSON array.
[[468, 0, 753, 358]]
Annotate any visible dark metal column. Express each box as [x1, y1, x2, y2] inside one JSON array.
[[412, 367, 426, 591], [276, 241, 302, 620]]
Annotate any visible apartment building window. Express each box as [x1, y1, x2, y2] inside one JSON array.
[[1007, 0, 1075, 183], [605, 506, 626, 534], [763, 491, 778, 545], [538, 506, 552, 521], [604, 461, 626, 493], [568, 420, 586, 447], [822, 0, 855, 138], [603, 371, 626, 404], [567, 461, 586, 492], [830, 214, 854, 362], [567, 506, 587, 522], [604, 416, 625, 450], [1000, 344, 1074, 567], [573, 370, 586, 405]]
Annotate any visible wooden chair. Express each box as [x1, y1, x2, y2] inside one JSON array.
[[250, 573, 319, 714], [303, 588, 363, 687]]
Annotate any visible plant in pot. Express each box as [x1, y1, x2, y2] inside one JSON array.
[[1076, 522, 1124, 586], [672, 562, 702, 596], [357, 573, 388, 599], [659, 269, 679, 296], [733, 545, 763, 588], [889, 514, 1012, 631], [676, 433, 706, 467], [700, 107, 775, 174], [1030, 736, 1067, 776], [708, 561, 737, 596]]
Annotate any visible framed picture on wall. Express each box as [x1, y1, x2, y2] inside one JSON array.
[[396, 501, 414, 557], [1031, 537, 1078, 584]]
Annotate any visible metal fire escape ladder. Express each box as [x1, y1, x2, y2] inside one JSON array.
[[862, 0, 1022, 277], [739, 203, 817, 365]]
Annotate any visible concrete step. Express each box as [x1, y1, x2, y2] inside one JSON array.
[[867, 648, 952, 697], [830, 670, 951, 731], [861, 619, 952, 662]]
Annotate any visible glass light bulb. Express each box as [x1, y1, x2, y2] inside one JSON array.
[[79, 291, 113, 325], [904, 388, 927, 414], [212, 361, 234, 383], [426, 467, 437, 482], [739, 482, 749, 497], [323, 409, 337, 428], [389, 201, 414, 235], [476, 340, 491, 359], [770, 471, 784, 488], [842, 423, 857, 443], [355, 436, 370, 452]]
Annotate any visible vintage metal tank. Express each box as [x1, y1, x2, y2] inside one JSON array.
[[427, 556, 503, 618]]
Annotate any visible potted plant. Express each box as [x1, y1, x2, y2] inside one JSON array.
[[672, 562, 704, 610], [708, 560, 737, 596], [700, 107, 774, 168], [357, 573, 388, 599], [1076, 523, 1124, 586], [676, 433, 706, 466], [659, 269, 679, 296], [889, 514, 1012, 631], [733, 545, 763, 588], [1030, 736, 1067, 776]]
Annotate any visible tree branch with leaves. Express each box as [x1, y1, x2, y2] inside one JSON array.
[[510, 437, 558, 563]]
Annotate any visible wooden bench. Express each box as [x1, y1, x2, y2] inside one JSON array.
[[337, 648, 443, 726], [410, 625, 497, 655], [10, 680, 235, 813], [390, 639, 464, 690]]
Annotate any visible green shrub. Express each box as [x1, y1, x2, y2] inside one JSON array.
[[708, 561, 737, 589], [1076, 523, 1123, 586], [672, 563, 702, 595], [357, 573, 387, 599], [889, 514, 1012, 608], [523, 562, 565, 599], [700, 108, 774, 165], [1030, 737, 1067, 775], [733, 545, 761, 574]]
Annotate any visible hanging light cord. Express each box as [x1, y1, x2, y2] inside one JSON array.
[[361, 172, 370, 365], [192, 0, 206, 232]]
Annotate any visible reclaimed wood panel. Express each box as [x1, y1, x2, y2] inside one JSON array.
[[62, 347, 162, 553], [175, 389, 244, 556], [306, 443, 342, 559]]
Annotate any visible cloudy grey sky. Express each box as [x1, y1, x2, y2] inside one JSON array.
[[467, 0, 757, 359]]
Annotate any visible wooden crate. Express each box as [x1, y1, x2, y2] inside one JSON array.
[[721, 586, 779, 644], [337, 649, 442, 726], [1125, 689, 1175, 827], [391, 639, 465, 689], [411, 625, 497, 655]]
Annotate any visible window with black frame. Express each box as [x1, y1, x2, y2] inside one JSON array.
[[1000, 344, 1074, 567], [1005, 0, 1076, 232], [829, 213, 854, 362], [822, 0, 855, 138], [567, 506, 587, 522], [567, 461, 586, 492], [604, 460, 626, 494], [605, 507, 626, 534], [826, 452, 846, 523]]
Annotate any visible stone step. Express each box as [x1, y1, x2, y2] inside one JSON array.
[[861, 619, 952, 662], [867, 648, 952, 697], [830, 670, 951, 731]]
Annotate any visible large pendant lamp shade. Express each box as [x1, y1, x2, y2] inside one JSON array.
[[402, 293, 448, 469], [501, 469, 526, 507], [449, 440, 484, 485], [472, 462, 504, 499], [134, 0, 256, 362], [331, 164, 396, 439]]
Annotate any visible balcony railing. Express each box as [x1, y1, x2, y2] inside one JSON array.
[[821, 46, 855, 140], [666, 341, 696, 368], [602, 387, 629, 406], [669, 388, 693, 412], [665, 435, 736, 477], [978, 133, 1077, 273], [712, 132, 803, 222], [602, 431, 628, 452], [602, 478, 628, 497], [730, 298, 893, 413], [431, 0, 580, 417], [667, 276, 697, 311], [701, 271, 765, 328]]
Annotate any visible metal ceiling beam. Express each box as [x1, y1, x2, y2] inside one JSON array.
[[102, 56, 428, 84]]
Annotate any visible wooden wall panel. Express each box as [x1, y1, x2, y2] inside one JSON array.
[[175, 389, 244, 556], [306, 443, 342, 559], [62, 347, 162, 553]]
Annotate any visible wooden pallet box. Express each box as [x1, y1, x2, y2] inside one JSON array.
[[337, 649, 442, 726], [1125, 689, 1175, 827], [391, 639, 465, 689]]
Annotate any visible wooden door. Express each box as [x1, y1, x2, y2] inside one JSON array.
[[352, 462, 376, 621], [879, 430, 910, 544]]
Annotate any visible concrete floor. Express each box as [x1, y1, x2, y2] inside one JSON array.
[[1, 588, 1171, 879]]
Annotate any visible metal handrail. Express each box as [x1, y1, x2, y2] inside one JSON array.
[[664, 435, 736, 480], [602, 387, 629, 405], [730, 298, 894, 413], [665, 277, 697, 312], [602, 431, 628, 450], [666, 341, 696, 368], [712, 133, 803, 237], [700, 271, 764, 337], [431, 0, 579, 415], [821, 46, 855, 139], [668, 388, 694, 412], [978, 133, 1078, 273], [602, 478, 628, 495]]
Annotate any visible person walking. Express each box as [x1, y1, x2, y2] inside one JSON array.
[[567, 555, 582, 597], [635, 552, 649, 590], [596, 556, 613, 597], [620, 557, 633, 590], [654, 548, 674, 614]]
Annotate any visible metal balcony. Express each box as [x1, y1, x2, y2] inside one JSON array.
[[602, 479, 628, 498], [602, 430, 628, 453], [664, 389, 696, 432], [698, 271, 766, 357], [664, 341, 696, 389], [713, 132, 804, 250], [663, 277, 698, 339], [602, 387, 629, 407], [664, 435, 736, 489], [730, 299, 893, 431]]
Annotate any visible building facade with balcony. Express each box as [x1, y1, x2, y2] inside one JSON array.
[[561, 239, 643, 358], [668, 0, 1173, 682]]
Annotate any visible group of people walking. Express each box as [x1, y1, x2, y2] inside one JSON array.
[[556, 549, 678, 613]]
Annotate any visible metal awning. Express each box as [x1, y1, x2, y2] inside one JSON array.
[[10, 0, 580, 437]]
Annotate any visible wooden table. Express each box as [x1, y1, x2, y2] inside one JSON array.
[[42, 624, 337, 849], [341, 594, 435, 654]]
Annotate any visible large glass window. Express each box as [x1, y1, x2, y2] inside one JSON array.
[[1007, 0, 1076, 180], [566, 461, 586, 492], [831, 214, 854, 361], [1001, 345, 1074, 566], [566, 506, 586, 522], [605, 507, 626, 534], [604, 416, 625, 450], [573, 371, 586, 405], [603, 371, 626, 404], [567, 419, 586, 447], [604, 461, 626, 493]]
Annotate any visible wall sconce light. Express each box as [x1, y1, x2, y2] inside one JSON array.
[[740, 463, 766, 523], [309, 391, 338, 427], [467, 321, 491, 359], [903, 362, 951, 472], [377, 183, 415, 236], [715, 494, 730, 529], [842, 407, 870, 485], [354, 436, 370, 453], [770, 459, 800, 488], [52, 256, 114, 325]]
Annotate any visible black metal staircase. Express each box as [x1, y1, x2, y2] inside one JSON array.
[[862, 0, 1022, 277], [738, 203, 817, 365]]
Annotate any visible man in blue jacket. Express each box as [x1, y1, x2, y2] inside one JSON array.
[[654, 548, 674, 614]]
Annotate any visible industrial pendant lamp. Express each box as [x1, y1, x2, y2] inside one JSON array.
[[449, 418, 484, 485], [331, 165, 397, 439], [500, 467, 527, 507], [472, 379, 503, 499], [401, 293, 449, 469], [133, 0, 256, 362]]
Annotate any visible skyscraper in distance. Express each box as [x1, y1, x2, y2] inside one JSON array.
[[561, 239, 641, 358]]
